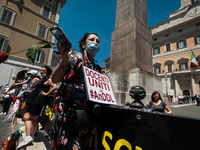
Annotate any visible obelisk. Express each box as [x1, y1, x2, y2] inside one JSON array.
[[108, 0, 162, 105]]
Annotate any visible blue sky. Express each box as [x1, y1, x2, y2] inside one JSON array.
[[58, 0, 181, 67]]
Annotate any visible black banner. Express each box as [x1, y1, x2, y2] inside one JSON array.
[[96, 106, 200, 150]]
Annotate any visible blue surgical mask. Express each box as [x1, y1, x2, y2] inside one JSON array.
[[86, 42, 99, 56], [24, 75, 28, 79]]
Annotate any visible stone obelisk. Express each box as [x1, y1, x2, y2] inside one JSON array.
[[108, 0, 162, 105]]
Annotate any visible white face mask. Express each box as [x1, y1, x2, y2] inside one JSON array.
[[41, 74, 47, 78]]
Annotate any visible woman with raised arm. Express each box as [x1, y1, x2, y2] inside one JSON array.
[[51, 33, 101, 150], [17, 66, 57, 149]]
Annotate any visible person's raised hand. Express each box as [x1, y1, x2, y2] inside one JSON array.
[[56, 41, 72, 66]]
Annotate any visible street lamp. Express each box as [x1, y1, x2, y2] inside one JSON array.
[[165, 75, 168, 96]]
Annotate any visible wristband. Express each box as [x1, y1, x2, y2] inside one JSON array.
[[59, 60, 68, 69]]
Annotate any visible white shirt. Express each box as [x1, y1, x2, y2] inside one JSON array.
[[4, 88, 15, 99]]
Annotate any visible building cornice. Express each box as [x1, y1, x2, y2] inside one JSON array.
[[0, 22, 55, 45], [4, 56, 43, 69], [153, 45, 200, 60], [150, 2, 200, 36]]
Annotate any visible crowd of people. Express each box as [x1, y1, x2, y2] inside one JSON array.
[[0, 32, 179, 149], [177, 94, 200, 105], [0, 66, 58, 149]]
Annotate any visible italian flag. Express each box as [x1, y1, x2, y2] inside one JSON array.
[[190, 52, 198, 68]]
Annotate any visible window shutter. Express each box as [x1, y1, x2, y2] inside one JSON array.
[[1, 38, 9, 52], [176, 41, 179, 49], [158, 47, 160, 54], [179, 63, 181, 70], [153, 48, 155, 55], [154, 67, 156, 74], [159, 67, 160, 73], [184, 39, 187, 47], [40, 50, 45, 64], [186, 62, 188, 69], [194, 36, 197, 45]]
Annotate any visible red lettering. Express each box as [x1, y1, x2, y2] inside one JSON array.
[[85, 68, 90, 76], [106, 94, 110, 102], [94, 91, 98, 99], [88, 77, 94, 86], [90, 89, 94, 99], [102, 93, 106, 101], [90, 70, 94, 78], [110, 95, 115, 102], [95, 80, 102, 88]]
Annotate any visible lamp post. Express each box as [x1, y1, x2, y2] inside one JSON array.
[[165, 75, 168, 96]]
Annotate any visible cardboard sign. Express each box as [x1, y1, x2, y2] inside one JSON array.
[[83, 66, 117, 105]]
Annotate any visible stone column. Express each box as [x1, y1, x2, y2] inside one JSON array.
[[190, 74, 195, 96], [107, 0, 162, 105], [174, 75, 178, 97]]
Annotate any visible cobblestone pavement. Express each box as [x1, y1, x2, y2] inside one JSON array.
[[168, 101, 200, 120], [0, 103, 13, 149]]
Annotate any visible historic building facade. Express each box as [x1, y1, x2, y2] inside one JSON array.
[[0, 0, 65, 85], [151, 0, 200, 101]]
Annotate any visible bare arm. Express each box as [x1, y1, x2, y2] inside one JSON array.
[[13, 79, 29, 86], [40, 78, 58, 96], [52, 41, 71, 83], [165, 105, 173, 114]]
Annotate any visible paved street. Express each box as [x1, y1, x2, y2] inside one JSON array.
[[169, 101, 200, 120]]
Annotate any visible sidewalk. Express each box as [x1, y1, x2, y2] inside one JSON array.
[[0, 104, 13, 149]]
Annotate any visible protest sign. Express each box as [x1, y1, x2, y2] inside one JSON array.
[[83, 66, 117, 105], [7, 99, 19, 120]]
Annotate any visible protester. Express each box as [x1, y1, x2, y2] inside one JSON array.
[[16, 66, 57, 149], [0, 85, 15, 115], [191, 95, 195, 103], [195, 95, 200, 106], [149, 91, 173, 114], [19, 70, 40, 116], [51, 33, 102, 149]]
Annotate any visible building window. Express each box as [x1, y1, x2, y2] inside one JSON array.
[[153, 63, 161, 74], [177, 39, 187, 49], [0, 36, 9, 52], [42, 5, 51, 19], [153, 47, 160, 55], [195, 35, 200, 45], [0, 7, 16, 25], [165, 44, 171, 52], [34, 49, 45, 63], [192, 0, 199, 4], [167, 65, 172, 72], [154, 38, 157, 41], [165, 34, 169, 37], [47, 0, 53, 3], [51, 62, 55, 67], [178, 29, 182, 33], [180, 63, 188, 70], [37, 24, 47, 39], [196, 23, 200, 26]]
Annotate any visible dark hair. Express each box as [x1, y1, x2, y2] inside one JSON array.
[[78, 33, 99, 52], [151, 91, 162, 102], [42, 65, 52, 76]]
